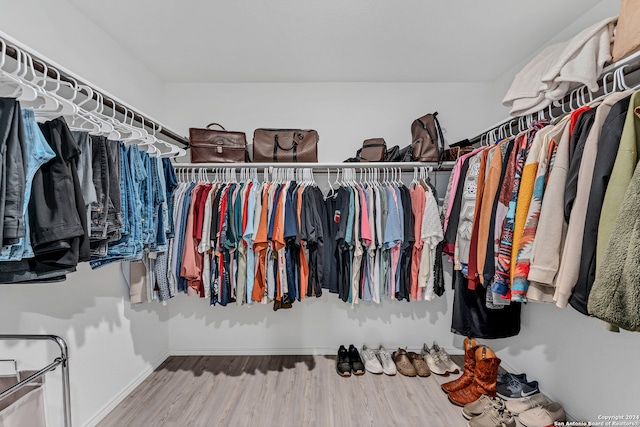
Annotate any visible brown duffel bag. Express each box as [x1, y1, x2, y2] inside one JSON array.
[[189, 123, 248, 163], [253, 128, 318, 162]]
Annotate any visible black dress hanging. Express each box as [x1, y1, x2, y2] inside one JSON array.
[[451, 269, 521, 339]]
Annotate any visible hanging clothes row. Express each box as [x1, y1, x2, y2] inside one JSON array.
[[0, 98, 177, 284], [145, 166, 446, 309], [445, 83, 640, 336]]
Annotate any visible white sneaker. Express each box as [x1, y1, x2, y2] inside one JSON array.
[[433, 342, 460, 374], [377, 345, 397, 375], [361, 345, 383, 374], [421, 343, 449, 375]]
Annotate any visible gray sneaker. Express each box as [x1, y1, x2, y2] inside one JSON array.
[[496, 374, 539, 400], [421, 343, 448, 375], [361, 345, 383, 374], [433, 342, 460, 374], [377, 346, 397, 376]]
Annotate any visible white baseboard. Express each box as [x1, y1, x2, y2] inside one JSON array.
[[169, 346, 462, 357], [170, 347, 338, 356], [83, 352, 169, 427]]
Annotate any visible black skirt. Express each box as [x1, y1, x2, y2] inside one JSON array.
[[451, 269, 521, 339]]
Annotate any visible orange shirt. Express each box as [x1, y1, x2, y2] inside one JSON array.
[[476, 142, 504, 284], [297, 186, 309, 299]]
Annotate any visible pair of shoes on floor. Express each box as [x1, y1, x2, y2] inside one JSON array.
[[497, 371, 526, 385], [442, 339, 502, 407], [336, 345, 365, 377], [392, 348, 430, 377], [462, 394, 506, 420], [505, 395, 566, 427], [467, 404, 516, 427], [272, 298, 292, 311], [464, 395, 517, 427], [360, 345, 397, 375], [421, 341, 460, 375], [496, 372, 539, 400]]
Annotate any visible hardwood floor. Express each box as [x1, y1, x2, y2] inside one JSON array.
[[98, 355, 473, 427]]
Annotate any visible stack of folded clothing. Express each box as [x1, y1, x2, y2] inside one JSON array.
[[503, 16, 617, 117]]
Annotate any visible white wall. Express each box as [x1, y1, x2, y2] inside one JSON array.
[[0, 0, 165, 119], [0, 264, 169, 427], [0, 2, 171, 426], [489, 303, 640, 421], [162, 81, 490, 354], [161, 82, 494, 161]]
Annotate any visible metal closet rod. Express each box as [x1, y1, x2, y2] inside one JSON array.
[[469, 51, 640, 145], [2, 42, 189, 147], [0, 335, 71, 427], [171, 161, 456, 171]]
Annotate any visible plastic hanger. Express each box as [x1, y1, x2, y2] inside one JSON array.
[[68, 85, 107, 133], [19, 52, 62, 113], [547, 101, 557, 121], [66, 84, 103, 134], [91, 92, 118, 136], [118, 107, 144, 143], [0, 42, 39, 102], [36, 62, 78, 118], [137, 117, 157, 147], [507, 120, 515, 138], [25, 59, 79, 117], [615, 66, 632, 90], [57, 76, 99, 134], [327, 168, 335, 197], [97, 96, 122, 140]]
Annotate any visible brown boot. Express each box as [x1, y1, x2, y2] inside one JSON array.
[[441, 337, 479, 394], [448, 346, 501, 407]]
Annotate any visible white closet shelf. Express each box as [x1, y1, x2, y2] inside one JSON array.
[[171, 161, 456, 170]]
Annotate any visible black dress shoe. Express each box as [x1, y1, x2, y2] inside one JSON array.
[[348, 344, 366, 375], [337, 345, 351, 377]]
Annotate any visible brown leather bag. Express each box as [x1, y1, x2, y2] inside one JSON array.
[[411, 112, 445, 163], [253, 129, 318, 162], [189, 123, 248, 163], [442, 146, 474, 162], [357, 138, 387, 162]]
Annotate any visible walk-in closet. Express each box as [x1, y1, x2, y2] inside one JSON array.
[[1, 1, 639, 426]]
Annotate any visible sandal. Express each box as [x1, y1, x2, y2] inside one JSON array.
[[392, 348, 417, 377], [408, 351, 431, 377]]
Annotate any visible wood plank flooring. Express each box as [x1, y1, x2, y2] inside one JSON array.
[[98, 355, 474, 427]]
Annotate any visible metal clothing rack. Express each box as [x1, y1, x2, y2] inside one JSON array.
[[171, 161, 456, 171], [0, 32, 189, 147], [0, 335, 71, 427], [469, 50, 640, 145]]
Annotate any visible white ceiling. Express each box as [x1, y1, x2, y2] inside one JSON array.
[[67, 0, 602, 83]]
